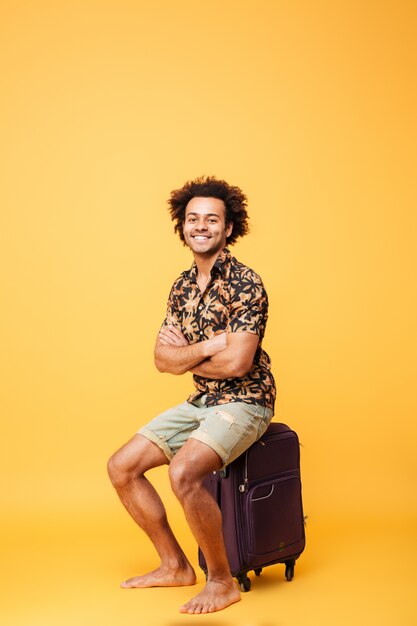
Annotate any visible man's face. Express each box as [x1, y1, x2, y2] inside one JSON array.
[[182, 197, 233, 256]]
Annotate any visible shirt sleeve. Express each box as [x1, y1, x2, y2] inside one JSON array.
[[226, 275, 268, 338], [160, 283, 182, 330]]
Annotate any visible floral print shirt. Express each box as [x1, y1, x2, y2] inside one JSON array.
[[161, 248, 276, 410]]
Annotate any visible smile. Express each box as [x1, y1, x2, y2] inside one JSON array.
[[192, 236, 211, 241]]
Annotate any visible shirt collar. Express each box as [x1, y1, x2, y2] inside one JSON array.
[[213, 248, 231, 275], [187, 248, 231, 282]]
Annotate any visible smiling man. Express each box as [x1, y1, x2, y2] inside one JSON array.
[[107, 176, 276, 614]]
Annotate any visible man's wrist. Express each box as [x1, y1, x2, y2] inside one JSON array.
[[202, 337, 215, 359], [203, 333, 228, 359]]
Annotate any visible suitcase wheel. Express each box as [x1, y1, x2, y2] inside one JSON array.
[[237, 573, 251, 592], [254, 567, 263, 576], [285, 559, 295, 581]]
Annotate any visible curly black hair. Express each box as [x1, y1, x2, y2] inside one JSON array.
[[168, 175, 250, 246]]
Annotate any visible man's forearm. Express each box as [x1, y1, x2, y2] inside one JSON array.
[[154, 341, 208, 375], [154, 336, 225, 375], [191, 351, 250, 380], [191, 332, 259, 380]]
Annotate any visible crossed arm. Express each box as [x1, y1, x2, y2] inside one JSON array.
[[154, 325, 259, 380]]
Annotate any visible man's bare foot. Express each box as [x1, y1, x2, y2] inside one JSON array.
[[179, 579, 241, 614], [121, 563, 196, 589]]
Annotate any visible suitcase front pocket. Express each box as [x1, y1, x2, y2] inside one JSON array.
[[245, 476, 304, 564]]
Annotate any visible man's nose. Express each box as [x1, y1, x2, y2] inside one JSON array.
[[195, 221, 208, 231]]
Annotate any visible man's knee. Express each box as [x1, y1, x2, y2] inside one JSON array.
[[169, 458, 194, 501], [169, 458, 203, 501], [107, 440, 145, 489], [169, 439, 222, 501], [107, 434, 169, 489], [107, 450, 131, 489]]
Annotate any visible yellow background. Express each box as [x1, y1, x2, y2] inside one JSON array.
[[1, 1, 416, 624]]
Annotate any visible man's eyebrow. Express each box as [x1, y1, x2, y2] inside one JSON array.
[[186, 212, 221, 217]]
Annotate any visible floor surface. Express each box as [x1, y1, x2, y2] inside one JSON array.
[[2, 511, 416, 626]]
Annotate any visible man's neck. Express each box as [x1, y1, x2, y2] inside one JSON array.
[[192, 248, 224, 292], [193, 248, 223, 277]]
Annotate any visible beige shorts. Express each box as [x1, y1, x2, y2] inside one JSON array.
[[138, 395, 273, 467]]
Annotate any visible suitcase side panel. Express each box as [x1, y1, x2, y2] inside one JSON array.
[[240, 425, 305, 568], [199, 423, 305, 577], [220, 468, 245, 574], [198, 469, 244, 575]]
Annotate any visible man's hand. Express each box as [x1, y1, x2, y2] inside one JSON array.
[[158, 325, 228, 356], [191, 332, 259, 379], [159, 325, 189, 346], [207, 331, 227, 354], [154, 328, 228, 375]]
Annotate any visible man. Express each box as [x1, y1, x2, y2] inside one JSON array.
[[107, 176, 276, 614]]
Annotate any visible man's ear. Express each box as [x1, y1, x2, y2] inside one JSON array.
[[226, 222, 233, 238]]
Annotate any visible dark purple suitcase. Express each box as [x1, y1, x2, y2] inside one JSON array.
[[198, 422, 306, 591]]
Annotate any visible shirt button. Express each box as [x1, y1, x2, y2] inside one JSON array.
[[199, 331, 203, 335]]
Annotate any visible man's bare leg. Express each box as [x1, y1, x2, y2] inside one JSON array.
[[169, 439, 240, 614], [107, 434, 196, 588]]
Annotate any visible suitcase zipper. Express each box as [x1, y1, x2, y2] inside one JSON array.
[[238, 449, 250, 493], [238, 440, 265, 493]]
